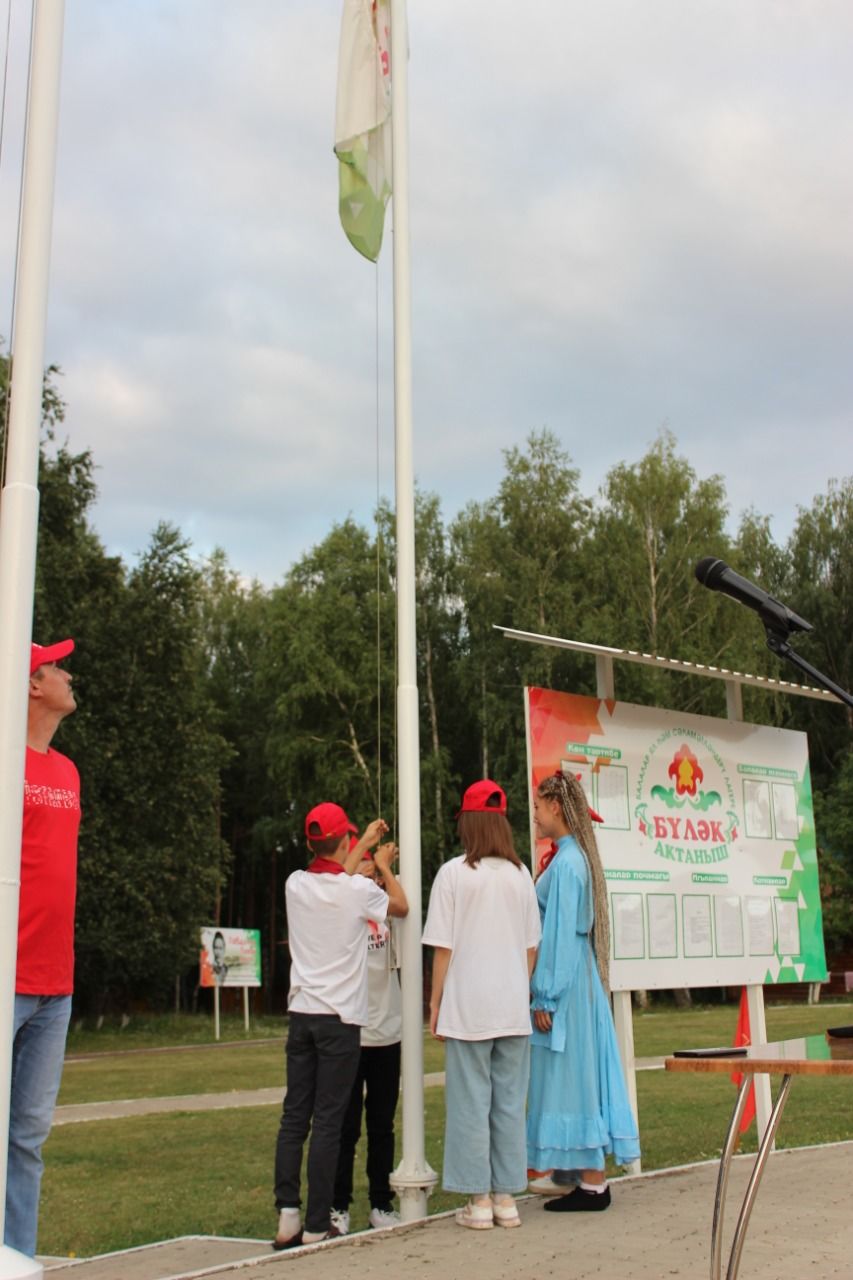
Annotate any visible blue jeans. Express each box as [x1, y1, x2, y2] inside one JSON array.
[[443, 1035, 530, 1195], [5, 994, 71, 1257]]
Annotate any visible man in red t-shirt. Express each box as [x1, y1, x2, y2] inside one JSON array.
[[4, 639, 80, 1259]]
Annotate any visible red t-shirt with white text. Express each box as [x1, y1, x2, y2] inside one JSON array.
[[16, 745, 81, 995]]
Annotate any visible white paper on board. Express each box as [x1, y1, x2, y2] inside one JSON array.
[[612, 893, 645, 959], [683, 895, 713, 958], [771, 782, 799, 841], [745, 895, 774, 954], [713, 895, 744, 957], [648, 894, 677, 958], [775, 898, 801, 956], [744, 778, 772, 839]]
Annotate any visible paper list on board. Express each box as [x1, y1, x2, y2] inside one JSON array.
[[648, 894, 677, 958], [775, 898, 801, 955], [612, 893, 644, 959], [683, 895, 712, 958], [714, 896, 744, 957], [746, 896, 774, 955]]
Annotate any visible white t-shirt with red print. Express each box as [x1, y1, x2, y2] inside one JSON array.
[[362, 919, 402, 1047]]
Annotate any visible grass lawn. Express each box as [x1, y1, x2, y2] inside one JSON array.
[[58, 1003, 852, 1106], [58, 1028, 448, 1106], [66, 1013, 287, 1055], [41, 1100, 464, 1258], [632, 1000, 853, 1057], [42, 1067, 853, 1259], [58, 1043, 287, 1106], [40, 1001, 853, 1258]]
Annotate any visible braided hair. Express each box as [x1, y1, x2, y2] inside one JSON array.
[[537, 770, 611, 993]]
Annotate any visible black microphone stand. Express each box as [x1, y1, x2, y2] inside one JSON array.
[[763, 627, 853, 710]]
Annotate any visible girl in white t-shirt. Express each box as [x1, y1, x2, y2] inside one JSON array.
[[423, 780, 541, 1230]]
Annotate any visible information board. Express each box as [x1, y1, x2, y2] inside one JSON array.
[[200, 926, 262, 988], [525, 688, 827, 991]]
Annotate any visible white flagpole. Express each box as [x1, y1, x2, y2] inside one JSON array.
[[0, 2, 66, 1272], [387, 0, 436, 1222]]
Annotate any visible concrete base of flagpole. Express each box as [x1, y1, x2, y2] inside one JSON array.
[[390, 1162, 438, 1222], [0, 1245, 42, 1278]]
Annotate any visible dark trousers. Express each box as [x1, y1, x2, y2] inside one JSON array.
[[333, 1041, 401, 1212], [274, 1012, 361, 1233]]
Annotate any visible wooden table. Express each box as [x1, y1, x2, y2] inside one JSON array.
[[665, 1033, 853, 1280]]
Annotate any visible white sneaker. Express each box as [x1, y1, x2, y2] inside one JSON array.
[[273, 1207, 302, 1250], [369, 1206, 401, 1229], [329, 1208, 350, 1235], [455, 1199, 494, 1230], [491, 1194, 521, 1228], [529, 1173, 579, 1195]]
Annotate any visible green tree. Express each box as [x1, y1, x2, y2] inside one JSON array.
[[451, 430, 594, 825], [263, 517, 396, 872], [71, 524, 231, 1010], [413, 493, 462, 867], [593, 431, 746, 714], [199, 550, 283, 1001], [814, 750, 853, 956], [784, 478, 853, 782]]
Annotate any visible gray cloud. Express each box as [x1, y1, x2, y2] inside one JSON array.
[[0, 0, 849, 583]]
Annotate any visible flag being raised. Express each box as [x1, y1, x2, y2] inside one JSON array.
[[334, 0, 392, 261]]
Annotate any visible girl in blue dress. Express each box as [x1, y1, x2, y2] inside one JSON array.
[[527, 770, 640, 1211]]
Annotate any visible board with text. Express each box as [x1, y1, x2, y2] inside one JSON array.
[[525, 688, 827, 991]]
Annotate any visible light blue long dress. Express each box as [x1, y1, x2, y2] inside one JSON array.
[[526, 835, 640, 1171]]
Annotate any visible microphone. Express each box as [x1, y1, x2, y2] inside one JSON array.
[[694, 558, 812, 637]]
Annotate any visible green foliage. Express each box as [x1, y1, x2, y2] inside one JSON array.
[[68, 524, 231, 1009], [815, 750, 853, 955], [2, 348, 231, 1009], [450, 430, 597, 823], [785, 479, 853, 782], [263, 516, 396, 860], [9, 342, 852, 994]]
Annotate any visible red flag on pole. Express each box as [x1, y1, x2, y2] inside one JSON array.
[[731, 987, 756, 1133]]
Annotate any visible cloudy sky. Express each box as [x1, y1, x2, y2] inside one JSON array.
[[1, 1, 850, 584]]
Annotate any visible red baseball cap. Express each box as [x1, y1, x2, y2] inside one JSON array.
[[305, 802, 357, 841], [457, 779, 507, 816], [30, 639, 74, 675]]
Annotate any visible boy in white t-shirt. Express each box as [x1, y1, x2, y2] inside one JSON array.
[[273, 803, 407, 1250], [330, 847, 409, 1234]]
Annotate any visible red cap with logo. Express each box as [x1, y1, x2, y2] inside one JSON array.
[[304, 802, 357, 841], [457, 779, 507, 816], [30, 639, 74, 675]]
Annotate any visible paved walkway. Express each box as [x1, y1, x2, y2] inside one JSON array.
[[43, 1142, 853, 1280], [53, 1061, 667, 1127]]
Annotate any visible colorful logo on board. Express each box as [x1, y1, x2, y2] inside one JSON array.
[[635, 732, 738, 866]]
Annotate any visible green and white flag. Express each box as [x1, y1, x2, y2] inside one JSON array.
[[334, 0, 391, 261]]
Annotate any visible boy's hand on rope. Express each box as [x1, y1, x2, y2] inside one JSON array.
[[373, 842, 398, 872], [361, 818, 389, 849]]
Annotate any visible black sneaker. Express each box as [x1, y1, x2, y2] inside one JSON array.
[[543, 1185, 611, 1212]]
